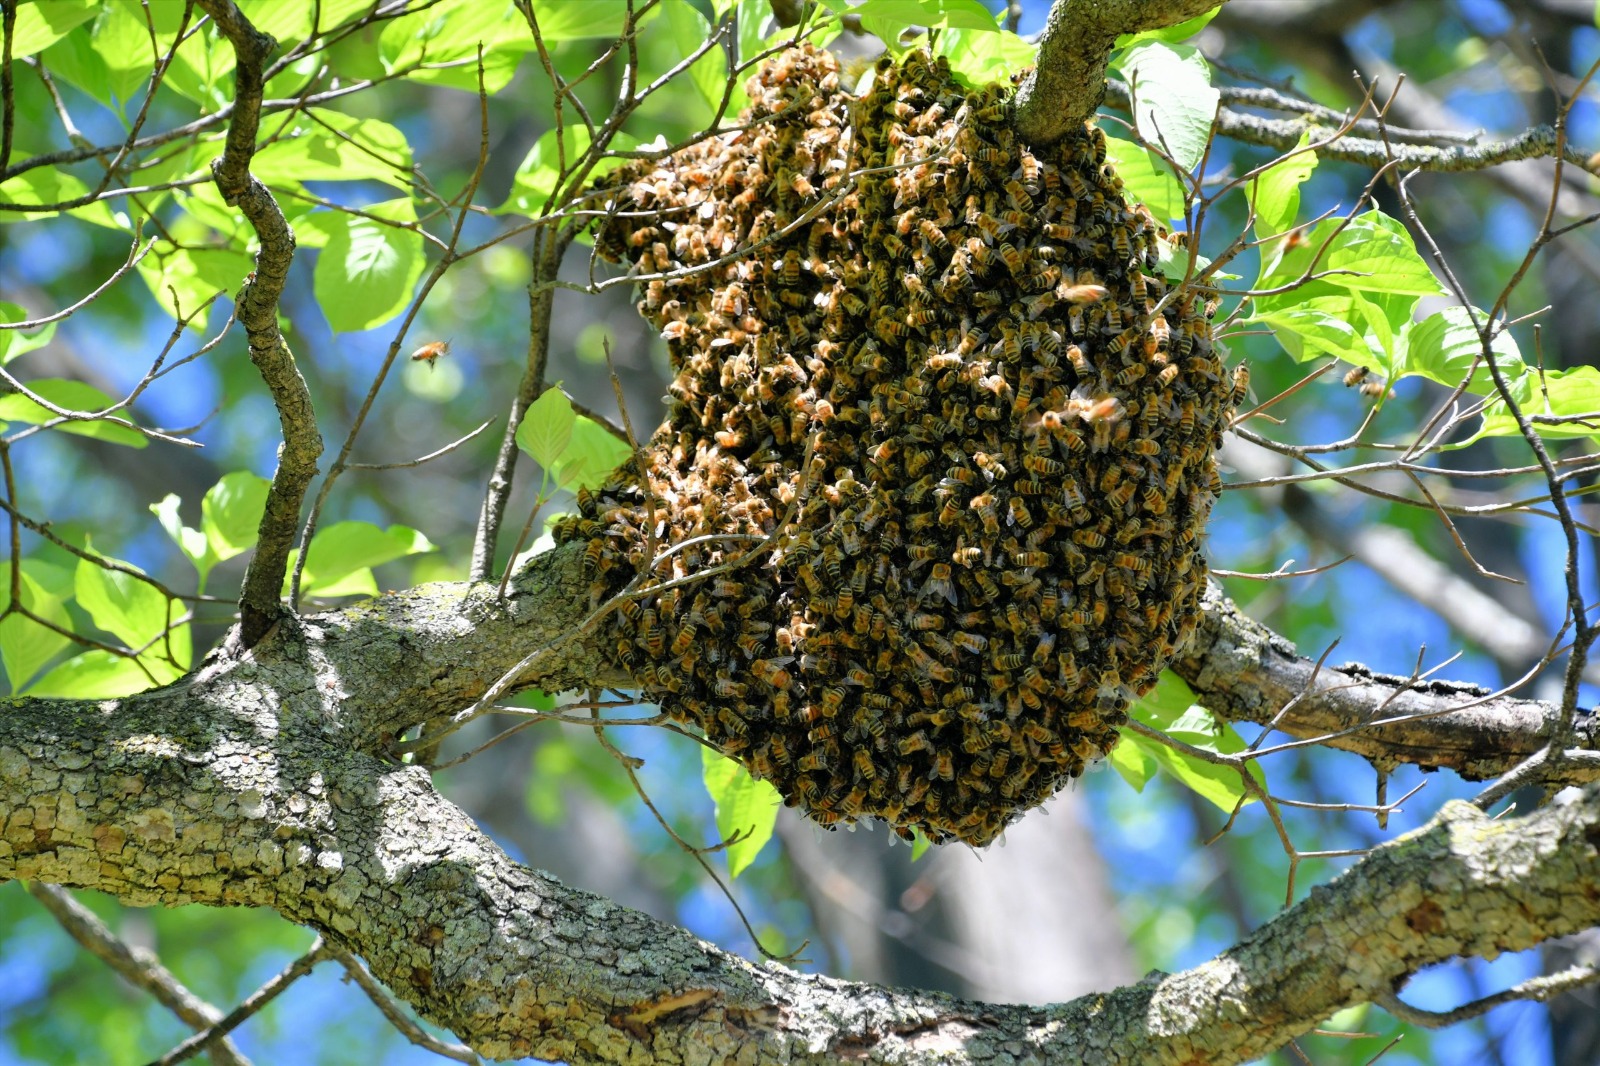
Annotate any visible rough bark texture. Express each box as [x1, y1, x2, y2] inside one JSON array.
[[1013, 0, 1228, 145], [2, 543, 1598, 1063]]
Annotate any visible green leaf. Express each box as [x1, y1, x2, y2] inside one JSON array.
[[1400, 305, 1524, 394], [27, 649, 167, 698], [1111, 41, 1218, 173], [1252, 306, 1373, 366], [0, 165, 123, 228], [135, 241, 253, 331], [237, 0, 374, 48], [1250, 132, 1317, 240], [0, 302, 57, 364], [88, 0, 165, 106], [735, 0, 772, 67], [555, 418, 632, 492], [1104, 135, 1187, 222], [837, 0, 1000, 50], [496, 126, 591, 218], [909, 830, 931, 862], [1106, 731, 1157, 791], [1125, 672, 1263, 813], [1471, 364, 1600, 444], [252, 110, 414, 191], [0, 569, 72, 692], [931, 26, 1036, 87], [700, 746, 781, 879], [5, 0, 99, 59], [74, 554, 170, 649], [293, 522, 436, 598], [151, 494, 216, 585], [659, 2, 725, 121], [313, 200, 426, 333], [1115, 5, 1222, 47], [516, 387, 577, 469], [1256, 210, 1443, 304], [201, 472, 271, 563], [0, 379, 146, 448], [380, 0, 633, 94]]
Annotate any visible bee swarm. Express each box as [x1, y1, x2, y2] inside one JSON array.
[[556, 45, 1237, 847]]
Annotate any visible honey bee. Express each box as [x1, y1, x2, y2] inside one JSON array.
[[1014, 440, 1065, 472], [952, 545, 984, 568], [997, 242, 1025, 277], [1065, 344, 1093, 379], [713, 677, 747, 699], [1226, 363, 1250, 407], [1344, 365, 1370, 387], [921, 562, 957, 605]]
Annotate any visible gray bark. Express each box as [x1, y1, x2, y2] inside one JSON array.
[[2, 542, 1598, 1063]]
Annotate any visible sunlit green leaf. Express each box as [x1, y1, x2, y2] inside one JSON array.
[[659, 2, 726, 121], [238, 0, 375, 50], [27, 649, 162, 698], [135, 241, 253, 331], [291, 522, 436, 598], [0, 165, 123, 228], [201, 472, 271, 563], [252, 109, 414, 191], [824, 0, 1000, 52], [1400, 305, 1524, 394], [0, 302, 57, 364], [0, 569, 72, 692], [5, 0, 99, 59], [932, 27, 1036, 87], [1116, 6, 1222, 47], [555, 418, 632, 492], [0, 379, 146, 448], [1125, 672, 1263, 813], [1111, 41, 1218, 172], [496, 126, 592, 218], [313, 200, 425, 333], [151, 495, 216, 582], [1250, 132, 1317, 240], [1106, 731, 1157, 791], [1104, 136, 1187, 222], [74, 554, 170, 649], [1471, 364, 1600, 444], [517, 387, 577, 469], [701, 746, 781, 879]]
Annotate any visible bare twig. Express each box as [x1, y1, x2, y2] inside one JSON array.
[[26, 884, 251, 1066]]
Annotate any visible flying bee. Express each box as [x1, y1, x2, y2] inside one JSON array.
[[409, 340, 452, 368], [1344, 364, 1371, 387], [1059, 284, 1108, 306]]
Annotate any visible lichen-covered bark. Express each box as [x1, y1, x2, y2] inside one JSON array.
[[1013, 0, 1228, 145], [1, 544, 1598, 1063]]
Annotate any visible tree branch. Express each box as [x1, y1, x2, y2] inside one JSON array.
[[1013, 0, 1226, 145], [1173, 579, 1599, 783], [198, 0, 323, 647], [2, 607, 1597, 1063], [25, 883, 251, 1066]]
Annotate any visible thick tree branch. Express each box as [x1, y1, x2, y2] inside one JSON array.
[[199, 0, 323, 647], [1013, 0, 1226, 144], [1174, 579, 1599, 784], [2, 601, 1598, 1063]]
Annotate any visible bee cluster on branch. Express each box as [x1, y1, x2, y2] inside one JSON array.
[[556, 45, 1240, 846]]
